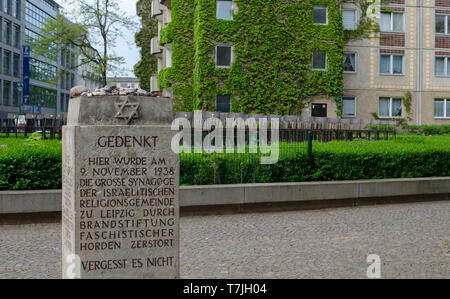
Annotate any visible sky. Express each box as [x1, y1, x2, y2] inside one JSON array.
[[113, 0, 140, 77], [57, 0, 140, 78]]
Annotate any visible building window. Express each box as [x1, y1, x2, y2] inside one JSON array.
[[313, 5, 327, 24], [312, 50, 327, 70], [380, 54, 403, 75], [25, 1, 54, 29], [60, 71, 65, 89], [13, 25, 20, 48], [379, 97, 402, 118], [12, 0, 20, 19], [342, 97, 356, 117], [380, 12, 403, 32], [61, 49, 66, 67], [66, 51, 71, 68], [3, 50, 10, 75], [343, 9, 356, 30], [166, 46, 172, 68], [29, 85, 57, 108], [60, 92, 65, 112], [434, 99, 450, 118], [13, 53, 19, 77], [312, 103, 327, 117], [435, 56, 450, 77], [30, 58, 57, 83], [216, 0, 232, 20], [216, 94, 231, 112], [25, 28, 57, 61], [436, 14, 450, 34], [344, 52, 356, 73], [4, 0, 11, 15], [71, 73, 75, 88], [216, 45, 232, 68], [3, 80, 10, 105], [3, 20, 11, 45], [65, 72, 70, 90], [66, 94, 70, 112], [13, 81, 19, 106]]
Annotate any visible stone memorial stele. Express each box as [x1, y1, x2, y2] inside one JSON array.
[[62, 95, 179, 279]]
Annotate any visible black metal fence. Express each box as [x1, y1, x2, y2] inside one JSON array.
[[176, 118, 397, 185], [178, 128, 312, 185], [0, 113, 66, 139]]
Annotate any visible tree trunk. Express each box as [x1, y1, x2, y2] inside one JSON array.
[[102, 71, 107, 87]]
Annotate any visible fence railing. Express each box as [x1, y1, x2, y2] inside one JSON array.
[[174, 113, 397, 184], [179, 129, 311, 185], [0, 113, 66, 140], [1, 111, 397, 142], [175, 112, 397, 142]]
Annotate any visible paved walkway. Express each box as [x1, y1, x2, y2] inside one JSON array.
[[0, 201, 449, 279]]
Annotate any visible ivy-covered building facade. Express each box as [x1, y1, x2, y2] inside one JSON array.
[[139, 0, 450, 125]]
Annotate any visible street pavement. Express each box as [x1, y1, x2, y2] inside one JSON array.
[[0, 201, 448, 279]]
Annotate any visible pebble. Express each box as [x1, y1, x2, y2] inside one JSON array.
[[70, 86, 90, 99], [71, 85, 155, 98]]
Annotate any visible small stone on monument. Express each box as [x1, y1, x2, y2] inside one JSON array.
[[70, 86, 90, 99]]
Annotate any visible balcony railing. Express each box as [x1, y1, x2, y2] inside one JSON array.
[[152, 0, 163, 19], [150, 37, 163, 56]]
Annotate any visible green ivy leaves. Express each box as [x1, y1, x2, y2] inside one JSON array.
[[149, 0, 373, 114]]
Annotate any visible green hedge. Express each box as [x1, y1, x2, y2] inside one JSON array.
[[402, 124, 450, 135], [0, 137, 62, 190], [180, 150, 449, 185], [1, 135, 449, 190]]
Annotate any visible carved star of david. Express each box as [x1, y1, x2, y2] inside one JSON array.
[[115, 98, 140, 124]]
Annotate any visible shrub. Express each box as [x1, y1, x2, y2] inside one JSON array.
[[0, 138, 62, 190], [402, 124, 450, 135], [1, 134, 449, 190]]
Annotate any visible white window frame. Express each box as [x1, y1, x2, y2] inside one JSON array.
[[435, 56, 450, 77], [380, 11, 404, 33], [379, 97, 403, 118], [313, 5, 328, 25], [215, 45, 233, 68], [343, 9, 357, 30], [216, 0, 233, 21], [342, 96, 356, 118], [435, 14, 449, 35], [380, 54, 404, 75], [165, 44, 172, 68], [312, 50, 327, 71], [343, 52, 357, 73], [434, 99, 450, 119]]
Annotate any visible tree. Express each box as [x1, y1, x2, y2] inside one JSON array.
[[32, 0, 136, 87]]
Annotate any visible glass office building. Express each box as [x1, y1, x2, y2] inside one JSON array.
[[0, 0, 77, 119]]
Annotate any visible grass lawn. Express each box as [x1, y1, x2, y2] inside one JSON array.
[[1, 132, 450, 157], [0, 133, 61, 157], [312, 134, 450, 153]]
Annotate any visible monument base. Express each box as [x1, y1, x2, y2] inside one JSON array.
[[62, 96, 179, 279]]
